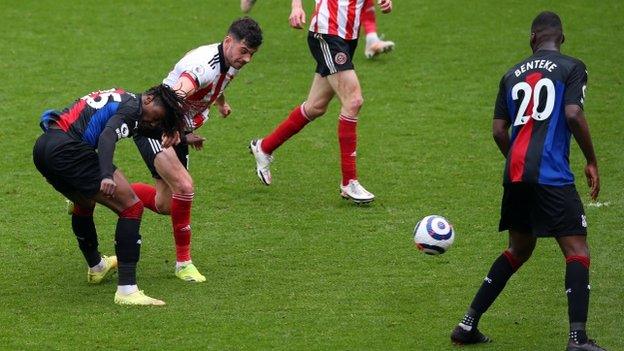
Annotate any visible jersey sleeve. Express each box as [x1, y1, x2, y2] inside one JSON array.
[[96, 95, 140, 179], [564, 60, 588, 110], [493, 75, 509, 119], [181, 61, 219, 89]]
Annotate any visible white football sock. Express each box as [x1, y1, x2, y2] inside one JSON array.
[[366, 32, 380, 46], [117, 285, 139, 295], [89, 258, 106, 273], [176, 260, 192, 269]]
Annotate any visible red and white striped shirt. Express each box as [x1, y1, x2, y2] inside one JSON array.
[[309, 0, 365, 40], [163, 43, 238, 131]]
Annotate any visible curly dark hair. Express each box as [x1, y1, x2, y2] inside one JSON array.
[[143, 84, 187, 136], [228, 16, 263, 48]]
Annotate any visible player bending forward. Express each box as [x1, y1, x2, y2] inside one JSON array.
[[131, 17, 263, 282], [250, 0, 392, 204], [450, 12, 606, 351], [34, 85, 186, 306]]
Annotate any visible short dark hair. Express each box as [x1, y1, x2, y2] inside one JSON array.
[[228, 16, 263, 48], [144, 84, 186, 137], [531, 11, 563, 42]]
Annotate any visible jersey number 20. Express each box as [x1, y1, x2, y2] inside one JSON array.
[[511, 78, 555, 126]]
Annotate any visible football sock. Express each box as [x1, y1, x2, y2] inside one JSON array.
[[116, 284, 139, 295], [71, 205, 101, 268], [176, 260, 192, 269], [89, 259, 106, 272], [261, 104, 310, 155], [464, 250, 522, 327], [361, 0, 377, 35], [366, 33, 380, 46], [565, 255, 590, 344], [131, 183, 159, 213], [115, 201, 143, 286], [171, 193, 193, 263], [338, 115, 358, 186]]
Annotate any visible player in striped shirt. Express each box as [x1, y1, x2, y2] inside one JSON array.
[[250, 0, 393, 204], [241, 0, 394, 59], [131, 17, 262, 282], [450, 12, 605, 351]]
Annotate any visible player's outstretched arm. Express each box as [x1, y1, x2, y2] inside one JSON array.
[[492, 118, 510, 157], [290, 0, 306, 29], [378, 0, 392, 14], [565, 104, 600, 200]]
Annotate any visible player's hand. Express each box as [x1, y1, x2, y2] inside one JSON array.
[[162, 131, 181, 148], [289, 7, 306, 29], [186, 133, 206, 151], [218, 102, 232, 118], [584, 163, 600, 201], [100, 178, 116, 197], [378, 0, 392, 13]]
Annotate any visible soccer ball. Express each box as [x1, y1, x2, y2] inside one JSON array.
[[413, 215, 455, 255]]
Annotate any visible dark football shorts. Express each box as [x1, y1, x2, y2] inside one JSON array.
[[499, 183, 588, 237], [133, 134, 189, 179], [33, 129, 107, 198], [307, 32, 358, 77]]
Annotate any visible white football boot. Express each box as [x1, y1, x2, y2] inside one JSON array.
[[364, 40, 395, 59], [249, 139, 273, 185], [340, 180, 375, 204]]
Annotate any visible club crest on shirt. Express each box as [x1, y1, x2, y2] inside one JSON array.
[[193, 65, 205, 76], [334, 52, 347, 65]]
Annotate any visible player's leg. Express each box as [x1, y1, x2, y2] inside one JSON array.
[[552, 186, 605, 351], [94, 169, 165, 306], [361, 0, 395, 59], [251, 73, 334, 185], [451, 183, 534, 344], [451, 229, 535, 345], [33, 132, 116, 284], [133, 135, 204, 282], [154, 146, 206, 282], [325, 69, 374, 203], [63, 192, 118, 284]]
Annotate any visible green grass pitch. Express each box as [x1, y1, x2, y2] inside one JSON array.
[[0, 1, 622, 350]]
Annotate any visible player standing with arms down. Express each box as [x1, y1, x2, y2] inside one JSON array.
[[250, 0, 393, 204], [131, 17, 263, 282], [450, 12, 606, 351], [33, 85, 186, 306]]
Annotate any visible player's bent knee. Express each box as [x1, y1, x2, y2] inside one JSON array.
[[345, 96, 363, 115]]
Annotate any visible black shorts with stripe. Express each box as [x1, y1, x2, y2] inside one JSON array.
[[307, 32, 358, 77], [133, 134, 189, 179], [33, 129, 106, 198], [499, 183, 588, 237]]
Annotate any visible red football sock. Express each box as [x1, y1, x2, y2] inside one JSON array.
[[360, 0, 377, 34], [338, 115, 358, 186], [131, 183, 158, 213], [171, 193, 193, 262], [261, 104, 310, 154]]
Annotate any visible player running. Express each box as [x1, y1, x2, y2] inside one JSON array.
[[131, 17, 263, 282], [450, 12, 606, 351], [249, 0, 393, 204], [33, 85, 186, 306]]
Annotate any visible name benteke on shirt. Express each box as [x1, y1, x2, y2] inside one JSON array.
[[514, 59, 558, 77]]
